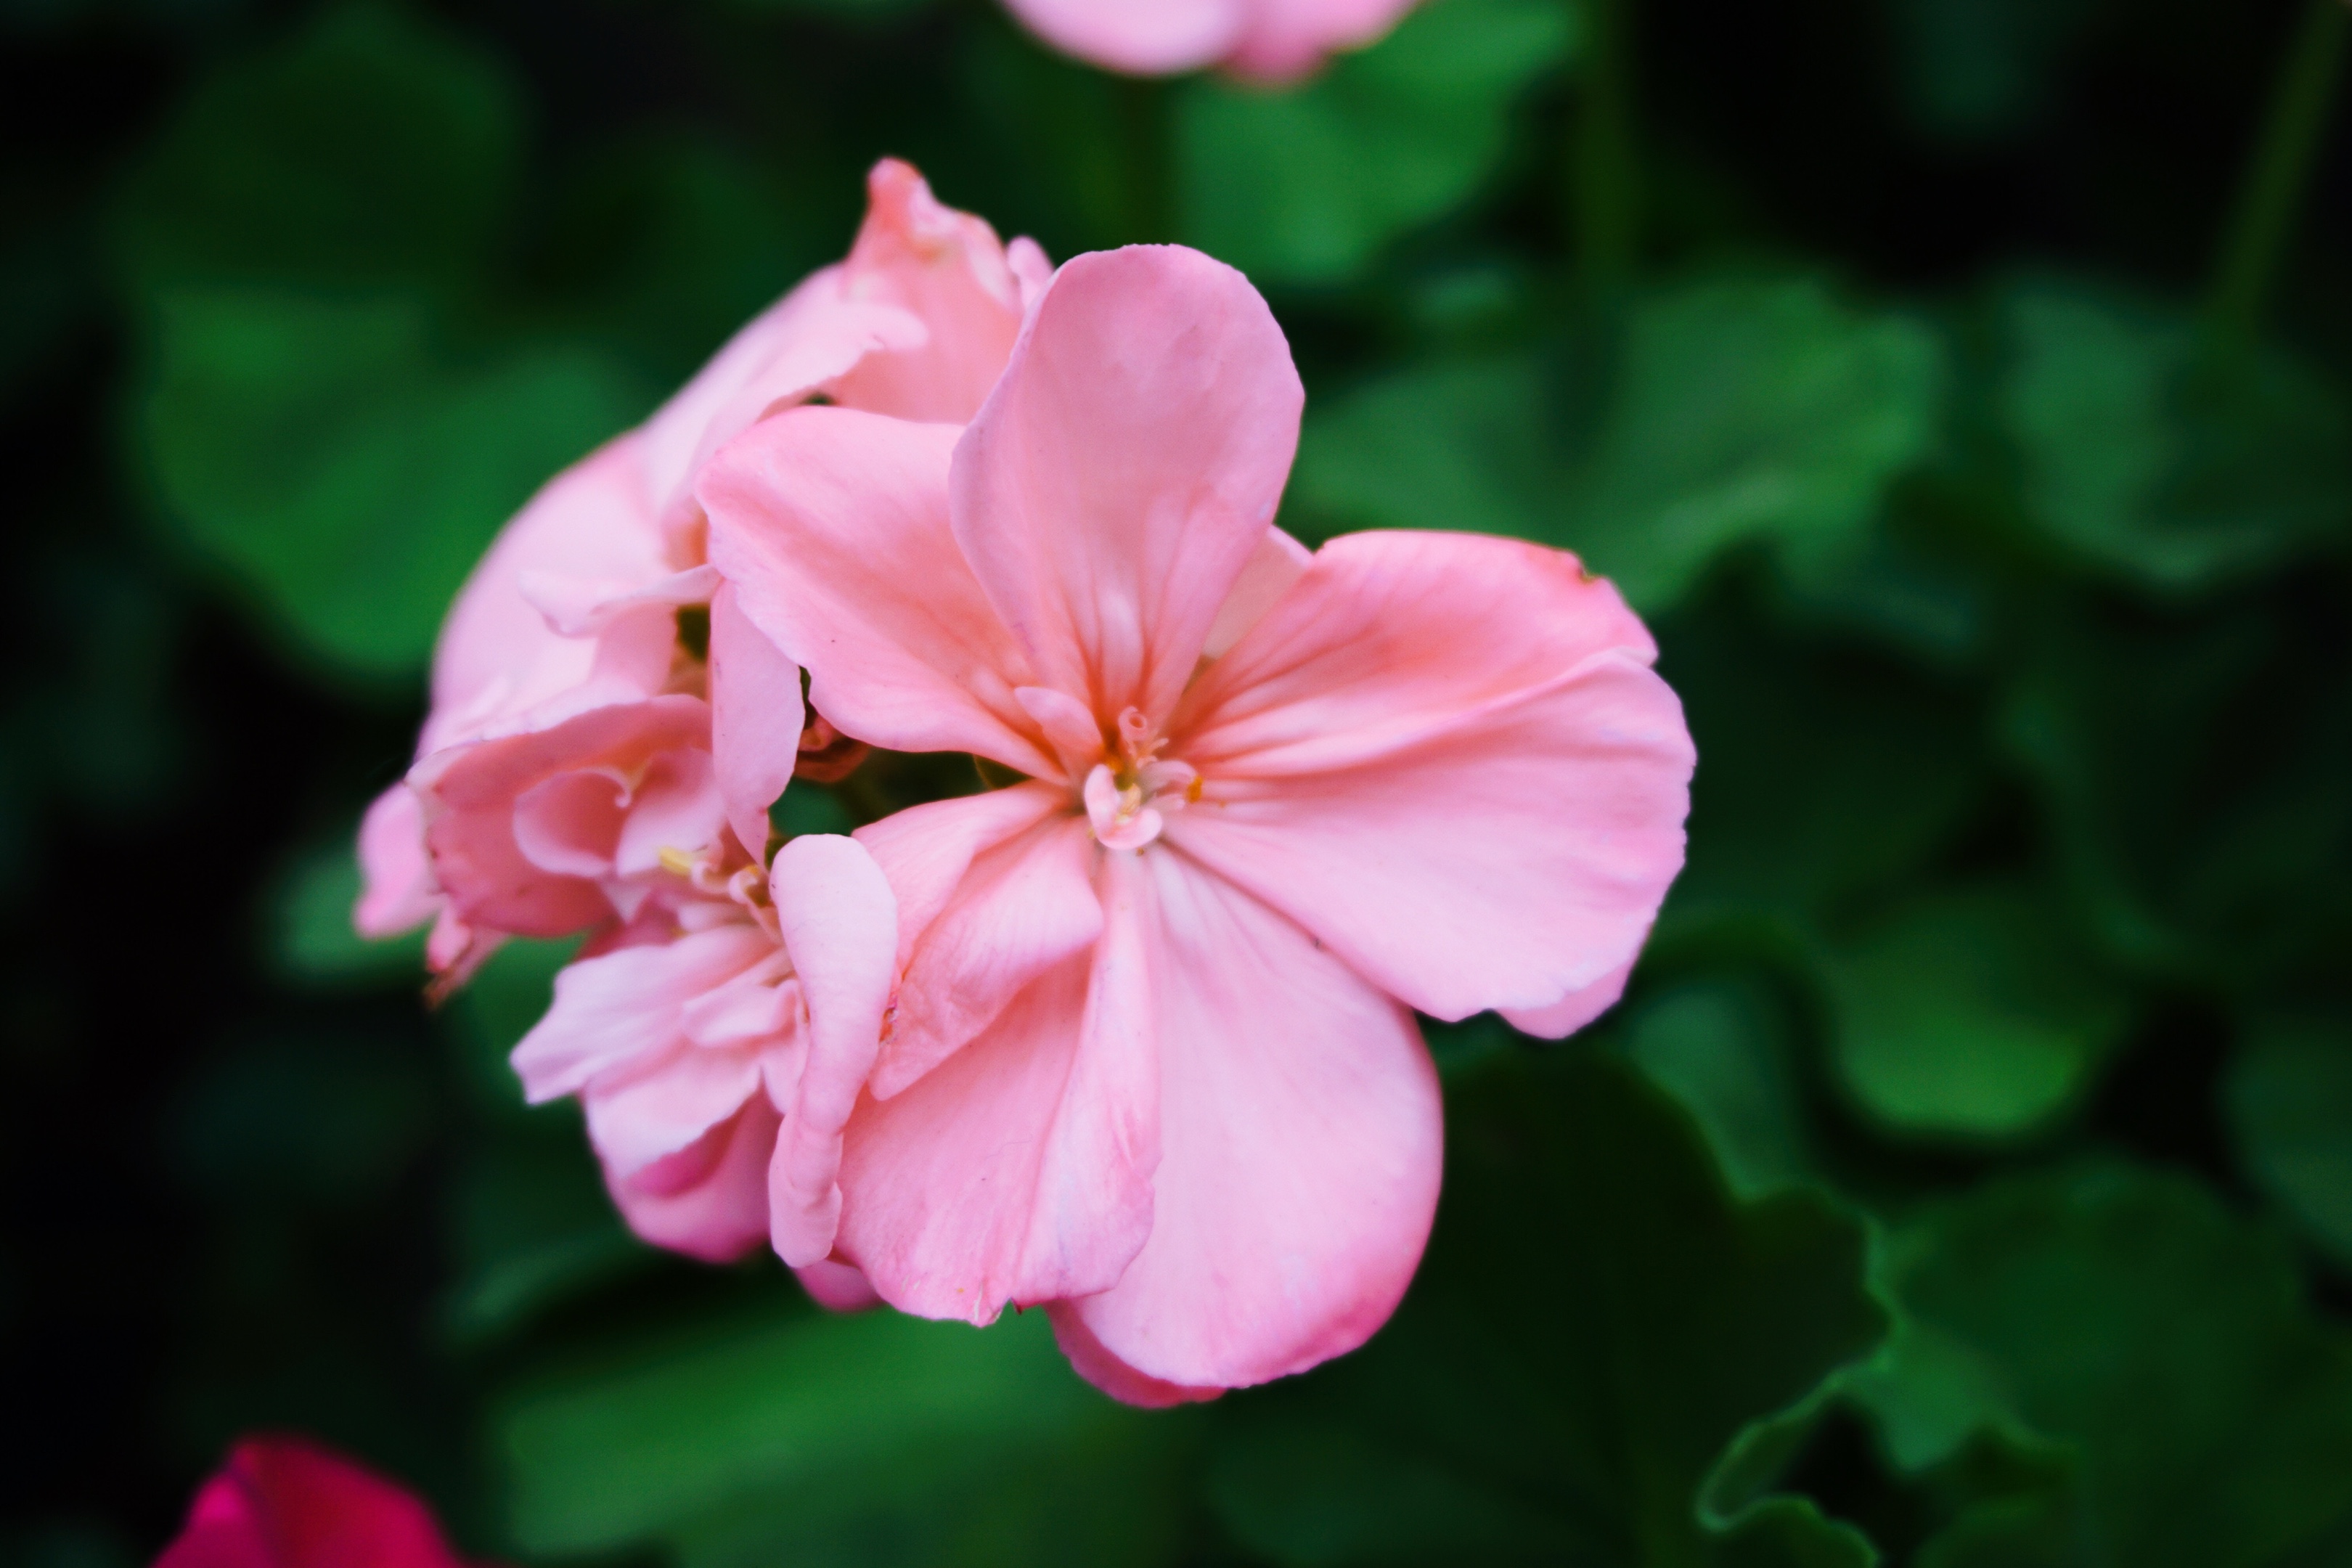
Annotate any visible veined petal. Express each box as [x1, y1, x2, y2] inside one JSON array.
[[873, 813, 1103, 1100], [1201, 526, 1311, 661], [1063, 852, 1440, 1392], [853, 783, 1068, 971], [767, 834, 901, 1267], [1175, 530, 1658, 775], [1170, 650, 1690, 1022], [701, 409, 1055, 776], [834, 854, 1159, 1325], [709, 581, 805, 861], [950, 246, 1302, 725]]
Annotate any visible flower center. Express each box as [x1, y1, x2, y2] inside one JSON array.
[[1082, 706, 1199, 851]]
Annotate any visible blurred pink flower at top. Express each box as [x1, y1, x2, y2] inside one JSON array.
[[155, 1436, 478, 1568], [699, 243, 1694, 1402], [1002, 0, 1420, 81], [354, 159, 1047, 979]]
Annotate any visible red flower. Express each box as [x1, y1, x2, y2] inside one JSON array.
[[155, 1437, 478, 1568]]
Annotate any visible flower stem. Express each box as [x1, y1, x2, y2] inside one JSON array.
[[2207, 0, 2349, 341], [1572, 0, 1639, 298]]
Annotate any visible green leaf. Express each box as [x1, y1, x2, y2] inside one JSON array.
[[1822, 879, 2133, 1142], [1882, 0, 2099, 146], [497, 1305, 1199, 1567], [440, 1134, 651, 1349], [1622, 976, 1814, 1199], [1870, 1164, 2352, 1567], [1998, 594, 2352, 987], [112, 0, 521, 298], [135, 289, 647, 680], [444, 936, 579, 1120], [1289, 352, 1549, 543], [1995, 279, 2352, 593], [1660, 598, 1987, 930], [1566, 279, 1945, 613], [1206, 1048, 1886, 1565], [266, 830, 425, 987], [1175, 0, 1573, 285], [2226, 1013, 2352, 1271]]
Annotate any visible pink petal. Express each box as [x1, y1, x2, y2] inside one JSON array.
[[584, 1032, 766, 1175], [425, 434, 666, 756], [1503, 955, 1635, 1040], [709, 581, 805, 863], [1167, 531, 1692, 1021], [354, 784, 439, 939], [766, 834, 902, 1267], [871, 813, 1103, 1099], [1061, 852, 1440, 1392], [853, 783, 1069, 971], [611, 748, 727, 880], [1201, 526, 1311, 661], [510, 769, 629, 880], [413, 695, 710, 936], [1221, 0, 1422, 81], [949, 246, 1302, 725], [640, 266, 926, 528], [796, 1257, 883, 1312], [828, 158, 1028, 422], [999, 0, 1246, 75], [1174, 530, 1657, 772], [608, 1098, 780, 1263], [834, 855, 1159, 1324], [510, 922, 777, 1103], [1047, 1303, 1222, 1408], [702, 408, 1055, 776], [1008, 238, 1055, 314], [157, 1437, 470, 1568]]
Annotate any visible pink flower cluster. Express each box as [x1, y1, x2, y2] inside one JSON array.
[[359, 159, 1693, 1402]]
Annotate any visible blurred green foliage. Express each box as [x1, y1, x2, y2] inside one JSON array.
[[6, 0, 2352, 1563]]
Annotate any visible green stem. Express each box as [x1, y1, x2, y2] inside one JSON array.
[[1572, 0, 1639, 298], [2207, 0, 2349, 340]]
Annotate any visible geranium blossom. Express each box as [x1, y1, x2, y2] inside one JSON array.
[[155, 1437, 476, 1568], [1003, 0, 1421, 81], [354, 159, 1045, 979], [701, 244, 1694, 1400]]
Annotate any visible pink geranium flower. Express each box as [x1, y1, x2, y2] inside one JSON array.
[[701, 245, 1693, 1400], [355, 160, 1046, 979], [155, 1437, 480, 1568], [1002, 0, 1420, 81]]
